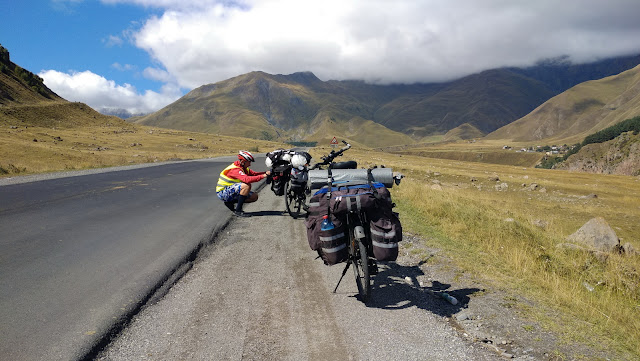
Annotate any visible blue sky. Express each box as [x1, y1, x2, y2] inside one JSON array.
[[3, 0, 640, 116]]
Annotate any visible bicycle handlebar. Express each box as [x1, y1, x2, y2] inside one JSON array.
[[310, 140, 351, 170]]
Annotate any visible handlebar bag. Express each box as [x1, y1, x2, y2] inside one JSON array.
[[369, 209, 402, 261], [304, 215, 348, 265]]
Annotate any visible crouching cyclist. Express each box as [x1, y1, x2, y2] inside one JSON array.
[[216, 150, 270, 217]]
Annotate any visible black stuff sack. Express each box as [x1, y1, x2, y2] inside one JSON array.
[[289, 167, 308, 192], [369, 209, 402, 262]]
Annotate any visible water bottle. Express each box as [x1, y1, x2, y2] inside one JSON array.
[[321, 215, 335, 231]]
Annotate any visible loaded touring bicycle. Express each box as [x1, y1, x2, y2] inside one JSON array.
[[305, 141, 403, 302]]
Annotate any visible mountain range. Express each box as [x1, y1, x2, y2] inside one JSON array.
[[2, 41, 640, 150], [130, 54, 640, 147]]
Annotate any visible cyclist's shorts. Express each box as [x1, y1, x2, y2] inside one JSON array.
[[217, 183, 254, 202], [217, 183, 242, 202]]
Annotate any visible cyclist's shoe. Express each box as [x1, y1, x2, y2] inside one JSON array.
[[234, 211, 252, 217], [224, 201, 236, 212]]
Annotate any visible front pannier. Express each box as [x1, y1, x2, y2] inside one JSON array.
[[305, 215, 348, 265], [369, 209, 402, 261]]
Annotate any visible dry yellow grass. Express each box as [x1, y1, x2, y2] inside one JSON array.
[[0, 120, 287, 176]]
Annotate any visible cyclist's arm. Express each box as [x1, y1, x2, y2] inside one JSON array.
[[227, 168, 265, 183]]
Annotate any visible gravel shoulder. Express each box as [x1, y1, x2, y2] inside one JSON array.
[[96, 186, 614, 361]]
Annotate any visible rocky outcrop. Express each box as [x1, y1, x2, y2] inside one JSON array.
[[556, 131, 640, 176]]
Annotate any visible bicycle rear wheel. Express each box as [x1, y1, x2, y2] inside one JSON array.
[[284, 182, 304, 218], [350, 231, 371, 302]]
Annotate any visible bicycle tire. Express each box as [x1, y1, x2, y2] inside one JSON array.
[[350, 230, 371, 302], [284, 182, 304, 219]]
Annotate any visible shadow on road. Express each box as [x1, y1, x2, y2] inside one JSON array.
[[249, 210, 290, 217], [364, 261, 483, 318]]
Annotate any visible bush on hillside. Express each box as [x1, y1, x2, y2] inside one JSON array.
[[582, 116, 640, 145]]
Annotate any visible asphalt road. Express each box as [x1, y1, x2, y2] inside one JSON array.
[[96, 185, 502, 361], [0, 156, 265, 361]]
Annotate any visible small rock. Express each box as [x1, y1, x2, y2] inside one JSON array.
[[488, 175, 500, 182], [527, 183, 539, 191], [622, 242, 637, 255], [455, 312, 471, 321], [532, 219, 548, 229], [504, 218, 515, 222]]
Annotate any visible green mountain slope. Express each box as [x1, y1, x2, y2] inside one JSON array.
[[0, 45, 61, 105], [487, 65, 640, 144], [0, 45, 122, 128], [131, 55, 640, 147], [374, 69, 555, 137]]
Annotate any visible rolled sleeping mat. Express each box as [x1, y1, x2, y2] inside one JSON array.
[[309, 168, 395, 189]]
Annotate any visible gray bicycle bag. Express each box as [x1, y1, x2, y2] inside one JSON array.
[[369, 209, 402, 261]]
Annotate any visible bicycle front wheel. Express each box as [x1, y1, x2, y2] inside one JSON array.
[[350, 232, 371, 302]]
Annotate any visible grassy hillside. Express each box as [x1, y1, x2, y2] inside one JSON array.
[[443, 122, 486, 141], [375, 69, 555, 137], [0, 102, 286, 177], [0, 46, 287, 177], [0, 45, 62, 105], [488, 65, 640, 144], [132, 71, 416, 148]]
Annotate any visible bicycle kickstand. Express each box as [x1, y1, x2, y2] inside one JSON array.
[[333, 260, 351, 293]]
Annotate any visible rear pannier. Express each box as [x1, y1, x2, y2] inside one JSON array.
[[305, 215, 348, 265], [369, 209, 402, 261], [305, 179, 403, 264], [289, 167, 308, 192]]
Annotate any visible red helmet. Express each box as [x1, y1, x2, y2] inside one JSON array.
[[238, 150, 255, 162]]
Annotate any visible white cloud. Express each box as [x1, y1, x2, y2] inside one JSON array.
[[127, 0, 640, 88], [112, 62, 136, 71], [53, 0, 640, 113], [104, 35, 124, 47], [143, 67, 174, 83], [39, 69, 182, 114]]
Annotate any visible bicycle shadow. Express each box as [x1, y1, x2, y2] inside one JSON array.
[[363, 261, 483, 318], [249, 210, 290, 217]]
